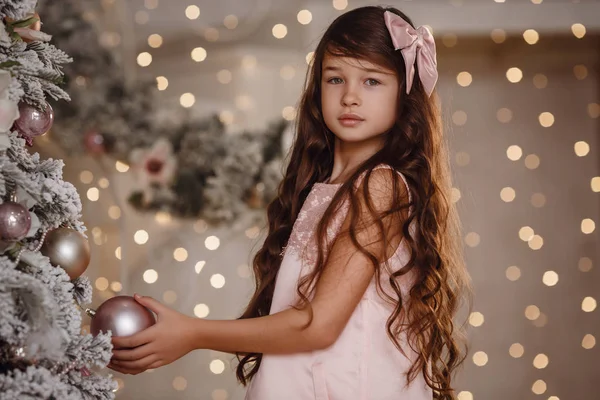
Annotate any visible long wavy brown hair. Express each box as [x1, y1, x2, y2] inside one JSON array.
[[236, 5, 472, 398]]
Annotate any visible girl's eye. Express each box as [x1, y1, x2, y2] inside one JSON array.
[[327, 77, 343, 84], [366, 78, 381, 86]]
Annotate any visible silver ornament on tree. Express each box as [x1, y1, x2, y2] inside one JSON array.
[[41, 227, 91, 280], [0, 201, 31, 241], [86, 296, 156, 338], [13, 102, 54, 146]]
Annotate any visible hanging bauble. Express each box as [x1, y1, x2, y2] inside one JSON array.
[[87, 296, 156, 338], [0, 201, 31, 241], [13, 102, 54, 146], [83, 130, 106, 155], [40, 227, 90, 280]]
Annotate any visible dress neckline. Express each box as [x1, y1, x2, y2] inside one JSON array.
[[314, 178, 343, 187]]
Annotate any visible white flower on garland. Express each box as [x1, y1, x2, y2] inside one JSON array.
[[129, 137, 177, 204]]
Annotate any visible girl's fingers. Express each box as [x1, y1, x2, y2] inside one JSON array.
[[112, 353, 158, 370], [111, 326, 156, 349], [112, 343, 153, 362], [108, 362, 143, 375], [147, 359, 164, 370]]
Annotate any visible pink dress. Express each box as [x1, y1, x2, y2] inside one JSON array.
[[245, 164, 432, 400]]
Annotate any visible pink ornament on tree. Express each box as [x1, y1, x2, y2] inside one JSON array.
[[0, 201, 31, 241], [13, 102, 54, 146], [83, 130, 106, 155], [87, 296, 156, 338]]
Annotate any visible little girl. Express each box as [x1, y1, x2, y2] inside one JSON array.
[[109, 5, 472, 399]]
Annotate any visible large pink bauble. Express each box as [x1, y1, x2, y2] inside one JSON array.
[[40, 227, 90, 280], [90, 296, 156, 338], [0, 201, 31, 241], [13, 102, 54, 146]]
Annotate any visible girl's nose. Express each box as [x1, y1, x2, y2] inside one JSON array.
[[341, 84, 360, 107], [341, 90, 360, 107]]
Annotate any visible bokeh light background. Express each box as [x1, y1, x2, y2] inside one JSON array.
[[35, 0, 599, 399]]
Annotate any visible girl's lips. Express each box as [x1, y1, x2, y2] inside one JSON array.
[[338, 118, 364, 127]]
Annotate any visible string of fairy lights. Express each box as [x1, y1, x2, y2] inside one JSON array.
[[71, 0, 600, 398]]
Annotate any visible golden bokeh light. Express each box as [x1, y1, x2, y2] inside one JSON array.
[[528, 234, 543, 250], [156, 76, 168, 90], [143, 269, 158, 284], [115, 161, 129, 172], [194, 303, 210, 318], [582, 296, 597, 312], [532, 379, 547, 395], [147, 33, 162, 48], [134, 230, 149, 245], [195, 261, 206, 275], [137, 52, 152, 67], [95, 277, 109, 291], [191, 47, 207, 62], [272, 24, 288, 39], [506, 67, 523, 83], [172, 376, 187, 391], [442, 34, 458, 48], [211, 274, 226, 289], [173, 247, 188, 262], [525, 305, 541, 320], [333, 0, 349, 11], [571, 23, 586, 39], [491, 29, 506, 43], [297, 10, 312, 25], [465, 232, 480, 247], [582, 334, 596, 349], [531, 193, 546, 208], [217, 69, 232, 84], [180, 92, 195, 108], [210, 359, 225, 374], [507, 145, 522, 161], [452, 110, 467, 126], [497, 108, 513, 123], [469, 312, 484, 327], [578, 257, 593, 272], [573, 65, 588, 80], [574, 141, 590, 157], [500, 187, 516, 202], [542, 271, 559, 286], [519, 226, 534, 242], [163, 290, 177, 304], [219, 110, 234, 125], [205, 236, 220, 250], [523, 29, 539, 45], [282, 106, 297, 121], [509, 343, 525, 358], [87, 187, 99, 201], [457, 71, 472, 87], [533, 73, 548, 89], [185, 5, 200, 20], [224, 15, 238, 30], [472, 351, 488, 366], [581, 218, 595, 234], [524, 154, 540, 169], [506, 266, 521, 281]]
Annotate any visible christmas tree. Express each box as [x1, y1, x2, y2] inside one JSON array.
[[0, 1, 116, 398]]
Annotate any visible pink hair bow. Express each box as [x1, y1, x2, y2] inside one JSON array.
[[384, 11, 438, 97]]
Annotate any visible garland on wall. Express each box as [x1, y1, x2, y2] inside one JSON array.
[[36, 0, 289, 223]]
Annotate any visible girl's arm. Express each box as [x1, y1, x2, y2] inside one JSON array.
[[108, 168, 406, 373]]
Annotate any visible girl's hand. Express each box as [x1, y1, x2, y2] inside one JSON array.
[[107, 294, 197, 375]]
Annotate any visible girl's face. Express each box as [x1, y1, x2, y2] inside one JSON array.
[[321, 54, 399, 144]]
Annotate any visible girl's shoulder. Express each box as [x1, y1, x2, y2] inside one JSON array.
[[355, 163, 412, 199]]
